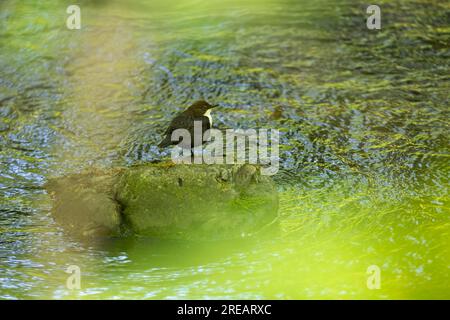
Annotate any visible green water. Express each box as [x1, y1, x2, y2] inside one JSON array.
[[0, 0, 449, 299]]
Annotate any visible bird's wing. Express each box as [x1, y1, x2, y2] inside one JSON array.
[[164, 113, 193, 135], [165, 114, 210, 135]]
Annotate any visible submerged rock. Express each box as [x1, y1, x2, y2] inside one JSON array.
[[46, 163, 279, 240], [45, 168, 124, 238]]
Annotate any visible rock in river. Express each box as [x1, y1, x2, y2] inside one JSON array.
[[45, 163, 279, 240]]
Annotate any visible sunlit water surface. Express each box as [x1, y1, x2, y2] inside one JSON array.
[[0, 0, 449, 299]]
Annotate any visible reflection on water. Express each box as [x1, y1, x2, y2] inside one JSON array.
[[0, 0, 449, 299]]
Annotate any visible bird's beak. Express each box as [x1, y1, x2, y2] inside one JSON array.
[[210, 104, 219, 109]]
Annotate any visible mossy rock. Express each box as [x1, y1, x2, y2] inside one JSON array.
[[46, 163, 279, 240], [116, 163, 278, 240]]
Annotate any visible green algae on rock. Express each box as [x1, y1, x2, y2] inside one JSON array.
[[116, 163, 279, 240]]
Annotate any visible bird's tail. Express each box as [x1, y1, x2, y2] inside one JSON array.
[[158, 135, 172, 148]]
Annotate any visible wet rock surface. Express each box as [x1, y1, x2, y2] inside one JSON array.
[[45, 168, 124, 238]]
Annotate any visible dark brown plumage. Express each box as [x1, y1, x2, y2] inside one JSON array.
[[158, 100, 217, 149]]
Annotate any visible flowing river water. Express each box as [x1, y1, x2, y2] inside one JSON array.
[[0, 0, 449, 299]]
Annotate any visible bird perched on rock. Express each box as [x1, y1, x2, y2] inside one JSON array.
[[158, 100, 217, 149]]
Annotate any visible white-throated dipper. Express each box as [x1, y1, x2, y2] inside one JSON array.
[[158, 100, 217, 149]]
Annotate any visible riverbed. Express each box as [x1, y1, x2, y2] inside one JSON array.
[[0, 0, 448, 299]]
